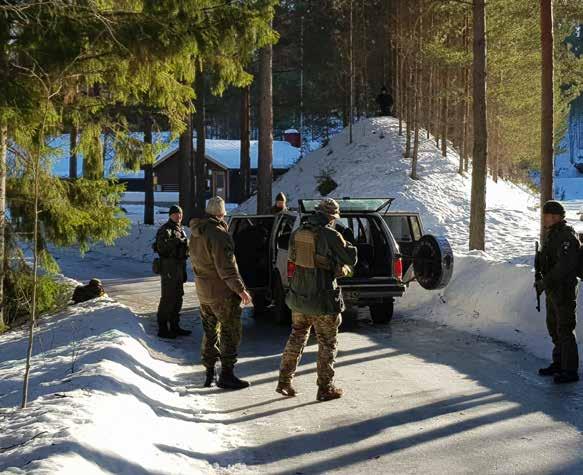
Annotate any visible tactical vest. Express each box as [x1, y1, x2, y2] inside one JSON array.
[[291, 227, 332, 270]]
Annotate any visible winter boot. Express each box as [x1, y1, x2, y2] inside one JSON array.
[[553, 371, 580, 385], [158, 324, 177, 339], [204, 367, 215, 388], [539, 363, 561, 377], [317, 385, 344, 402], [217, 368, 250, 390], [170, 323, 192, 336], [276, 382, 298, 397]]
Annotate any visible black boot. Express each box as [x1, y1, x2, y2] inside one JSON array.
[[554, 371, 579, 385], [158, 324, 177, 339], [217, 368, 250, 390], [170, 323, 192, 336], [204, 367, 215, 388], [538, 363, 561, 377]]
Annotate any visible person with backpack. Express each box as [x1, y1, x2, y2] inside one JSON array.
[[276, 198, 357, 401], [535, 200, 581, 384], [154, 204, 191, 339]]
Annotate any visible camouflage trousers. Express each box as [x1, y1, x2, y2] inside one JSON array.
[[200, 297, 243, 370], [279, 312, 342, 389]]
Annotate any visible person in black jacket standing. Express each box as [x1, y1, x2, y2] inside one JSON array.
[[155, 205, 191, 339], [535, 200, 581, 384], [376, 86, 394, 116]]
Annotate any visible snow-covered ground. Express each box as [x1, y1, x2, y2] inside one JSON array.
[[0, 296, 249, 474], [237, 117, 583, 364]]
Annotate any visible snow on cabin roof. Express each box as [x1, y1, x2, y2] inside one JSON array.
[[50, 134, 300, 178]]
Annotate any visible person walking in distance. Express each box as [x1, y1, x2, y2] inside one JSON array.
[[535, 200, 581, 384], [189, 196, 253, 389], [154, 205, 190, 339], [277, 198, 357, 401]]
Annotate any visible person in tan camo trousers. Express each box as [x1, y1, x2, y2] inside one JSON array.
[[277, 198, 357, 402]]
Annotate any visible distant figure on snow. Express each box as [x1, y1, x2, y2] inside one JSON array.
[[72, 279, 105, 304], [376, 86, 394, 117]]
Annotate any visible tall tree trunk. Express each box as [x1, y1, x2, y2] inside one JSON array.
[[178, 114, 193, 216], [469, 0, 488, 251], [349, 0, 354, 144], [240, 86, 251, 202], [194, 71, 207, 217], [404, 60, 413, 158], [540, 0, 554, 238], [69, 126, 77, 179], [143, 115, 154, 225], [440, 69, 449, 157], [0, 123, 6, 330], [257, 42, 273, 214]]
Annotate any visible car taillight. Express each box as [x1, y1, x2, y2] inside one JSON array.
[[393, 258, 403, 281], [287, 261, 296, 279]]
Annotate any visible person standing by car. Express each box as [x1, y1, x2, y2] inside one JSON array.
[[272, 192, 288, 214], [154, 205, 191, 339], [536, 200, 581, 384], [189, 196, 253, 389], [276, 198, 357, 401]]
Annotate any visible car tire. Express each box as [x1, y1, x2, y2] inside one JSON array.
[[273, 276, 291, 325], [369, 299, 394, 324]]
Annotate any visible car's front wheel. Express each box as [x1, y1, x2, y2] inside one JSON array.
[[369, 299, 394, 324]]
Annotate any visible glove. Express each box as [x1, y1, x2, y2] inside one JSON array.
[[534, 280, 545, 295]]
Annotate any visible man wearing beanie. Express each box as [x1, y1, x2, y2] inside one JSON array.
[[536, 200, 581, 384], [189, 196, 253, 389], [272, 192, 288, 214], [154, 204, 191, 339]]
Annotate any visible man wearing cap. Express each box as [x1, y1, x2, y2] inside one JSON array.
[[536, 200, 581, 384], [189, 196, 253, 389], [154, 205, 191, 339], [277, 198, 357, 401], [272, 192, 288, 214]]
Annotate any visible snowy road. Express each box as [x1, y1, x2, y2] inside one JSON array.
[[56, 250, 583, 474]]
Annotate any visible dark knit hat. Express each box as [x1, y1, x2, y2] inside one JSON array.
[[275, 192, 287, 203], [542, 200, 566, 216], [169, 204, 183, 215]]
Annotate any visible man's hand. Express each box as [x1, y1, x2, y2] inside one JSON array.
[[534, 280, 545, 295], [239, 290, 253, 306]]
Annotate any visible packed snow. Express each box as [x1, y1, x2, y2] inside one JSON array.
[[0, 297, 247, 474]]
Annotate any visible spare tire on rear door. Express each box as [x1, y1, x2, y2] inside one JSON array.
[[412, 235, 454, 290]]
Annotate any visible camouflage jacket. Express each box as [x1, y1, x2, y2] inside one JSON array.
[[286, 212, 358, 315]]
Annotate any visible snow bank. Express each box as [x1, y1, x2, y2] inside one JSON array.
[[0, 298, 244, 474], [400, 255, 583, 362], [237, 117, 583, 364]]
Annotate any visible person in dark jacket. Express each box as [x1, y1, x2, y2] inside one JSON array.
[[155, 205, 190, 339], [277, 198, 357, 401], [535, 200, 581, 384], [272, 192, 288, 214], [376, 86, 394, 116]]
